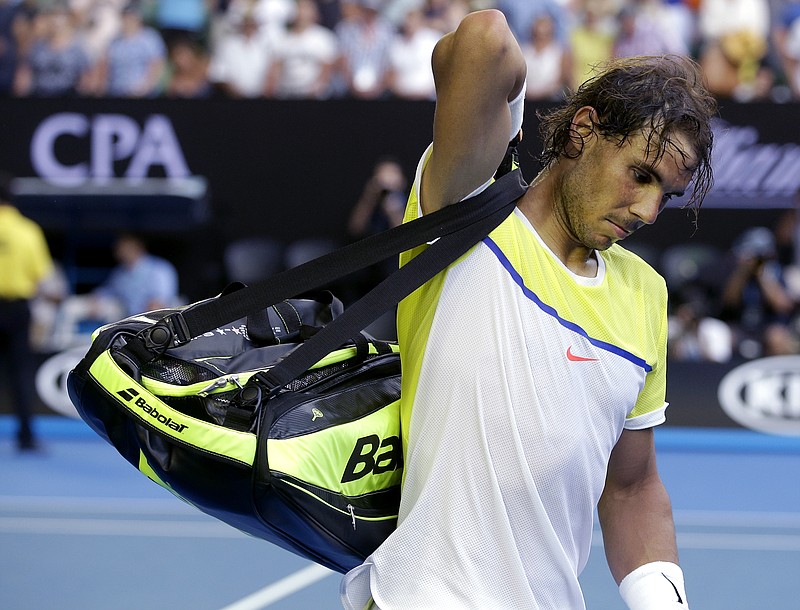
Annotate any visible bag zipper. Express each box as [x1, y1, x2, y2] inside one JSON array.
[[279, 478, 398, 526], [140, 344, 400, 399], [197, 376, 237, 396]]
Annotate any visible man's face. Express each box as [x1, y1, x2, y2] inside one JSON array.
[[114, 237, 143, 266], [556, 126, 696, 252]]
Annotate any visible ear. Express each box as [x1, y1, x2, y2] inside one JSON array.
[[566, 106, 598, 155]]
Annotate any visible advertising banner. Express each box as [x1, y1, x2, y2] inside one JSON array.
[[1, 99, 799, 433]]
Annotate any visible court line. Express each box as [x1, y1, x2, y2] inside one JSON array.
[[6, 515, 800, 552], [676, 532, 800, 552], [591, 531, 800, 552], [216, 564, 334, 610], [0, 495, 194, 515], [5, 497, 800, 528], [673, 509, 800, 529], [0, 517, 246, 538]]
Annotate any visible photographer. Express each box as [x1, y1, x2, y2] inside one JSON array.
[[719, 226, 799, 357]]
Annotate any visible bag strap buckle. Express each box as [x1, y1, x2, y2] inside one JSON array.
[[251, 370, 283, 400], [139, 313, 192, 353], [223, 382, 264, 432]]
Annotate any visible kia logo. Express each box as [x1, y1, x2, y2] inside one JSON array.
[[718, 356, 800, 436]]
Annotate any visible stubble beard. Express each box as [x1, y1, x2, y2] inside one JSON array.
[[556, 170, 613, 253]]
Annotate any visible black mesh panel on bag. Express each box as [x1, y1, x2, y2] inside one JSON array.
[[283, 361, 351, 391], [141, 356, 217, 386]]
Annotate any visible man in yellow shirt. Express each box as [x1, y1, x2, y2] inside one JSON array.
[[0, 171, 53, 451]]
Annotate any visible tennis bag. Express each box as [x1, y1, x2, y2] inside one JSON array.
[[67, 168, 527, 574]]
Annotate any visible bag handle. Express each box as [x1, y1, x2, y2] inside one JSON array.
[[256, 185, 521, 394], [143, 168, 528, 350], [246, 291, 343, 346]]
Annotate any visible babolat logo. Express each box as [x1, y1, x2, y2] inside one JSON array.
[[341, 434, 403, 484], [116, 388, 189, 433]]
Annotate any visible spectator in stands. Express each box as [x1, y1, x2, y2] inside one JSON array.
[[209, 12, 275, 98], [668, 287, 733, 362], [773, 205, 800, 312], [345, 155, 407, 334], [774, 0, 800, 99], [154, 0, 213, 50], [93, 1, 167, 97], [420, 0, 470, 34], [719, 226, 799, 357], [639, 0, 695, 57], [697, 0, 772, 100], [13, 3, 92, 96], [226, 0, 296, 42], [347, 156, 406, 240], [0, 0, 23, 95], [496, 0, 567, 45], [69, 0, 125, 64], [521, 11, 570, 100], [265, 0, 339, 98], [612, 3, 678, 58], [92, 233, 180, 318], [7, 0, 37, 61], [569, 2, 614, 90], [386, 7, 439, 100], [335, 0, 394, 99], [165, 34, 211, 97], [0, 170, 54, 451]]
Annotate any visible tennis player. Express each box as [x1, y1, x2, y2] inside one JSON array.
[[342, 9, 715, 609]]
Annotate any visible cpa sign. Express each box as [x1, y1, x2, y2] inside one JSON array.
[[718, 356, 800, 436], [30, 112, 190, 185]]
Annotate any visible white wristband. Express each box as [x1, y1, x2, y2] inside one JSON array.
[[619, 561, 688, 609], [508, 82, 526, 140]]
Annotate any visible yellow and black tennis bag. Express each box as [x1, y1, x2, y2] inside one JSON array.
[[67, 168, 527, 574]]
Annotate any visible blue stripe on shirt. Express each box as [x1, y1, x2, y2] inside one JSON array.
[[482, 236, 653, 372]]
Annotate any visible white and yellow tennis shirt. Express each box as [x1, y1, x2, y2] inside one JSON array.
[[341, 145, 669, 609]]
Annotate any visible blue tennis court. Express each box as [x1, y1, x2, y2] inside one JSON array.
[[2, 416, 799, 610]]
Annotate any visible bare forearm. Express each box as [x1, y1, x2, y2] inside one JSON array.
[[598, 473, 678, 585]]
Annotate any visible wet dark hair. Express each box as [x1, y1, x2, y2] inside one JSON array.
[[537, 55, 716, 214]]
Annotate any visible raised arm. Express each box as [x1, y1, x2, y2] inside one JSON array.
[[420, 9, 526, 214]]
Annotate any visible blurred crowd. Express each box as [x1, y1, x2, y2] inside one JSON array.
[[665, 191, 800, 364], [1, 0, 800, 101]]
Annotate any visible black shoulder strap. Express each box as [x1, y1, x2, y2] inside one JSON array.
[[258, 173, 526, 391], [145, 168, 528, 351]]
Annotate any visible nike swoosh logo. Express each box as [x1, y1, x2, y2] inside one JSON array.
[[566, 346, 598, 362], [662, 573, 684, 604]]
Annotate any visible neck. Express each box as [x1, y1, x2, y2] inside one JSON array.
[[518, 168, 598, 277]]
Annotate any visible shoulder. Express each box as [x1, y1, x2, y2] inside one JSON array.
[[603, 244, 667, 294], [143, 28, 166, 47], [143, 255, 176, 272]]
